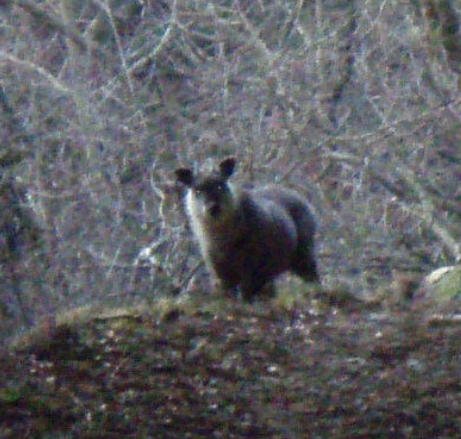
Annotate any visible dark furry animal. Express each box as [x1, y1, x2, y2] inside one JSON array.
[[175, 157, 319, 301]]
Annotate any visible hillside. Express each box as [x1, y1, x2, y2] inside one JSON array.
[[2, 295, 461, 438], [1, 1, 461, 436]]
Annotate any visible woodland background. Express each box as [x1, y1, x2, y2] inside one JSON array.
[[1, 0, 460, 337]]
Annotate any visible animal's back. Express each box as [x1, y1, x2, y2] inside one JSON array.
[[251, 185, 319, 282], [252, 185, 316, 236]]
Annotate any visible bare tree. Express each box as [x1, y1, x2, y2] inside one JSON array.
[[0, 0, 460, 333]]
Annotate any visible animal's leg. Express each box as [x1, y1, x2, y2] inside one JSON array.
[[240, 278, 276, 302], [291, 245, 320, 283]]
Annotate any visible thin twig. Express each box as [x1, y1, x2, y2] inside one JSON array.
[[93, 0, 134, 95], [129, 0, 178, 75], [0, 51, 72, 95]]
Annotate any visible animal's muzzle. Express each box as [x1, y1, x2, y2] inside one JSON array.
[[209, 203, 221, 217]]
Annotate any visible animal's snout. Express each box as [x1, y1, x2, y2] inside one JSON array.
[[208, 203, 221, 217]]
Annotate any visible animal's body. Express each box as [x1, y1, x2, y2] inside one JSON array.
[[175, 157, 319, 301]]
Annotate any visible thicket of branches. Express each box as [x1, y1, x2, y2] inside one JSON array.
[[0, 0, 460, 334]]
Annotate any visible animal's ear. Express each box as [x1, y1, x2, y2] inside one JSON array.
[[175, 168, 194, 187], [219, 156, 236, 178]]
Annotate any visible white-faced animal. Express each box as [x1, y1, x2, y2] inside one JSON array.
[[175, 157, 319, 301]]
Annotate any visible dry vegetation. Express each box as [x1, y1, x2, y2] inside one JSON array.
[[1, 0, 460, 325], [1, 0, 461, 436], [2, 297, 461, 438]]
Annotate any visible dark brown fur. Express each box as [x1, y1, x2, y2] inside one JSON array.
[[176, 157, 319, 301]]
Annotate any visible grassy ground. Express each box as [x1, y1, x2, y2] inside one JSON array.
[[1, 293, 461, 438]]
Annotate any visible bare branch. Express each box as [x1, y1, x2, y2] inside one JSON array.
[[129, 0, 178, 76], [235, 1, 274, 62], [92, 0, 134, 95], [325, 151, 461, 262], [398, 167, 461, 262], [15, 0, 105, 59], [0, 51, 72, 95]]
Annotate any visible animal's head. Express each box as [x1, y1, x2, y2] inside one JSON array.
[[175, 157, 237, 222]]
